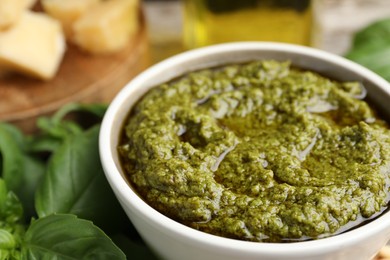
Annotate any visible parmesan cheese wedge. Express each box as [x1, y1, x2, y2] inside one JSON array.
[[0, 0, 26, 30], [0, 11, 66, 80], [73, 0, 139, 54], [41, 0, 101, 39]]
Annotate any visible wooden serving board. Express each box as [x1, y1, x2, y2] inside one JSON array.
[[0, 11, 149, 133]]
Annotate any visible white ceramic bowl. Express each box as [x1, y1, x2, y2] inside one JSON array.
[[99, 42, 390, 260]]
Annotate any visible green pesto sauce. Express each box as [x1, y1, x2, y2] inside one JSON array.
[[119, 60, 390, 242]]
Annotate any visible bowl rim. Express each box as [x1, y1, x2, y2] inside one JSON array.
[[100, 41, 390, 255]]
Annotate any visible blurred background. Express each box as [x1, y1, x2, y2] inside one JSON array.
[[144, 0, 390, 62]]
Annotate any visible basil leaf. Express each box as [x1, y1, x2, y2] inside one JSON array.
[[0, 230, 16, 256], [0, 179, 23, 224], [36, 103, 108, 140], [21, 214, 126, 260], [35, 125, 129, 232], [25, 134, 63, 154], [0, 123, 45, 219], [349, 18, 390, 50], [28, 103, 108, 154], [345, 18, 390, 82], [0, 124, 24, 195], [36, 117, 83, 140], [0, 179, 25, 260], [0, 229, 22, 260], [0, 123, 25, 148], [48, 103, 108, 121]]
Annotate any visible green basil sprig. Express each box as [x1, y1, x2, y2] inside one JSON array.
[[0, 103, 157, 259]]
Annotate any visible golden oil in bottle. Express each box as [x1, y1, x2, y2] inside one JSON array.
[[183, 0, 312, 49]]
